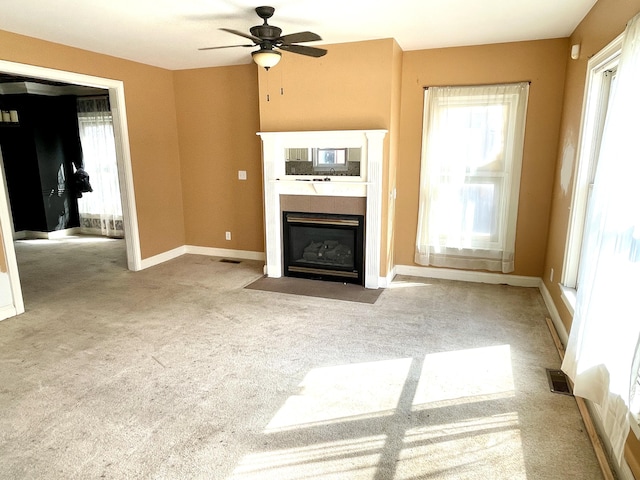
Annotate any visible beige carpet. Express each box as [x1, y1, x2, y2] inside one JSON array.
[[0, 237, 603, 479]]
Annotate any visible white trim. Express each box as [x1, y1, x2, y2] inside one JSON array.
[[139, 246, 186, 270], [559, 284, 576, 316], [185, 246, 265, 261], [395, 264, 540, 287], [0, 81, 104, 97], [364, 130, 386, 289], [0, 59, 142, 273], [0, 305, 18, 322], [378, 266, 397, 288], [562, 34, 623, 287], [539, 281, 569, 347], [138, 245, 266, 270], [0, 149, 23, 316], [14, 228, 83, 240]]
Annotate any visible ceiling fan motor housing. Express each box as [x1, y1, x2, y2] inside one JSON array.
[[250, 24, 282, 41]]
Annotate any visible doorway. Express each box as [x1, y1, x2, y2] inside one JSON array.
[[0, 60, 141, 320]]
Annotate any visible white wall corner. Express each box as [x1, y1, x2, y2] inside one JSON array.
[[378, 266, 397, 288]]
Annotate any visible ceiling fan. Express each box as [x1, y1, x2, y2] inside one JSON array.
[[199, 6, 327, 70]]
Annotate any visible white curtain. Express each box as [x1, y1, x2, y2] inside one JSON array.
[[76, 97, 123, 238], [561, 12, 640, 463], [415, 83, 529, 272]]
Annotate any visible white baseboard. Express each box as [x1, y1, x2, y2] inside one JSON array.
[[139, 245, 265, 270], [185, 246, 265, 261], [139, 246, 186, 270], [538, 280, 569, 346], [394, 264, 541, 287], [0, 305, 17, 322], [14, 227, 81, 240]]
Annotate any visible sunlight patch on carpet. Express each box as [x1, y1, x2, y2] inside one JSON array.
[[412, 345, 515, 409], [264, 358, 412, 433]]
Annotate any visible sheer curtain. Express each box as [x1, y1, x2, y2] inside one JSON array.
[[415, 83, 529, 272], [76, 97, 123, 238], [561, 12, 640, 463]]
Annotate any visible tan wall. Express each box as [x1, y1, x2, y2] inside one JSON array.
[[395, 39, 568, 276], [257, 38, 396, 132], [542, 0, 640, 474], [0, 29, 185, 260], [173, 65, 264, 252], [256, 38, 399, 277]]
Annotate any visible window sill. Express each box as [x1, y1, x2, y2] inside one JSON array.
[[559, 284, 576, 316]]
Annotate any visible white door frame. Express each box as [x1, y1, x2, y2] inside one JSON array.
[[0, 60, 142, 318]]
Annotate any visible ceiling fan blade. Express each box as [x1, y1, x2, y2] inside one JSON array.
[[220, 28, 262, 44], [278, 44, 327, 58], [198, 44, 254, 51], [278, 31, 322, 44]]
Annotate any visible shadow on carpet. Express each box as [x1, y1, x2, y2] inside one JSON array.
[[245, 276, 383, 304]]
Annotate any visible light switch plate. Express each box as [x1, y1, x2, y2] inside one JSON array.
[[238, 170, 247, 180]]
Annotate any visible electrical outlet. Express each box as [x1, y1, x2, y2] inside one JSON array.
[[238, 170, 247, 180], [225, 231, 231, 241]]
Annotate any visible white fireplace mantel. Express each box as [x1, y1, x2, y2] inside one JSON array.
[[258, 129, 387, 289]]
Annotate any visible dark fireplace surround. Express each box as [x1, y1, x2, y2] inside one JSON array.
[[282, 211, 365, 285]]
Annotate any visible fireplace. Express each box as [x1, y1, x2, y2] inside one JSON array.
[[282, 212, 365, 285], [258, 129, 387, 288]]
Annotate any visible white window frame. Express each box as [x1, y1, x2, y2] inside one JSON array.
[[561, 34, 622, 314]]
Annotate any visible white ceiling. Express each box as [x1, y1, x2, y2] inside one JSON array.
[[0, 0, 597, 71]]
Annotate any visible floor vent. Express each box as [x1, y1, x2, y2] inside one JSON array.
[[546, 368, 573, 396], [220, 259, 241, 264]]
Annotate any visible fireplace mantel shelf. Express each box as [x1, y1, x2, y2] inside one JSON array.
[[270, 179, 373, 185]]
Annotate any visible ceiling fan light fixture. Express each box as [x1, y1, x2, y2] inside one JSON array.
[[252, 49, 281, 70]]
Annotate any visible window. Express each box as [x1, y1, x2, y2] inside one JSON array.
[[563, 41, 620, 297], [415, 83, 529, 273], [314, 148, 346, 167]]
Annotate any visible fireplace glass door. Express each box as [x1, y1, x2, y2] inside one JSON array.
[[282, 212, 364, 285]]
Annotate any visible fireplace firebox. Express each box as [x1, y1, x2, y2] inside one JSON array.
[[282, 211, 365, 285]]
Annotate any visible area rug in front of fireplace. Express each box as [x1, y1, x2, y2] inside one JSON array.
[[244, 276, 383, 304]]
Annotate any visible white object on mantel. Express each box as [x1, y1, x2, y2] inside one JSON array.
[[258, 129, 387, 289]]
